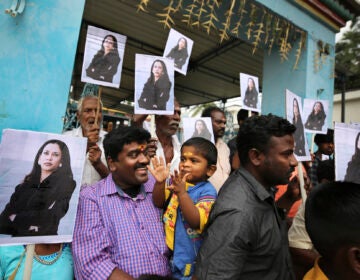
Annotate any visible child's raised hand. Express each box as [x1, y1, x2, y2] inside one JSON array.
[[168, 170, 190, 196], [147, 156, 170, 183]]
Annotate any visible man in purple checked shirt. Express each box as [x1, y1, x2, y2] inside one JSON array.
[[72, 126, 170, 279]]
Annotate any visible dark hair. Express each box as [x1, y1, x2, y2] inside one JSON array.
[[314, 128, 334, 145], [181, 137, 217, 166], [101, 35, 119, 55], [177, 37, 188, 49], [103, 126, 151, 160], [305, 181, 360, 257], [148, 59, 169, 83], [25, 139, 73, 184], [292, 98, 303, 123], [312, 101, 324, 113], [237, 109, 249, 123], [310, 101, 326, 119], [247, 77, 257, 90], [316, 159, 335, 183], [237, 114, 296, 165], [201, 106, 224, 118], [193, 119, 211, 135]]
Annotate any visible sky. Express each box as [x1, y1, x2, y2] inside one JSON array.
[[336, 20, 352, 42]]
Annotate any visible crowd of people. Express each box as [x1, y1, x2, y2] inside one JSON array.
[[1, 95, 359, 280]]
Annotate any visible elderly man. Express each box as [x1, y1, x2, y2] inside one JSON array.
[[195, 114, 297, 280], [72, 126, 170, 279], [63, 95, 109, 186], [201, 106, 231, 192]]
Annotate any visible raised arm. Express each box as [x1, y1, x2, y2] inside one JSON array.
[[147, 156, 170, 208], [169, 171, 200, 229]]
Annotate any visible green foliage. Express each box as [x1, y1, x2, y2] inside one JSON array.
[[335, 17, 360, 91]]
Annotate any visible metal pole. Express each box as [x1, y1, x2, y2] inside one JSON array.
[[341, 75, 346, 123]]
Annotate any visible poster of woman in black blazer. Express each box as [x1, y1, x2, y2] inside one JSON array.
[[304, 99, 329, 133], [82, 25, 126, 88], [240, 73, 261, 113], [135, 54, 174, 115], [0, 129, 86, 245], [163, 28, 193, 76], [285, 89, 310, 161]]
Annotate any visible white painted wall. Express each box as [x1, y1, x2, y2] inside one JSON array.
[[333, 90, 360, 124]]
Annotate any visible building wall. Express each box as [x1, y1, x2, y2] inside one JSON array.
[[259, 0, 336, 126], [333, 90, 360, 124], [0, 1, 85, 140]]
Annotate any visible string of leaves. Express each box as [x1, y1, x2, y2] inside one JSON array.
[[219, 0, 236, 42], [136, 0, 307, 68]]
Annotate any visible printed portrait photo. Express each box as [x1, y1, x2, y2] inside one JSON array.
[[334, 122, 360, 184], [163, 28, 193, 76], [81, 25, 126, 88], [240, 73, 261, 113], [285, 89, 311, 161], [182, 117, 214, 144], [135, 54, 175, 115], [303, 99, 329, 134], [0, 129, 86, 245]]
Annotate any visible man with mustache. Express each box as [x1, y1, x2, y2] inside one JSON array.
[[63, 95, 109, 187], [194, 114, 298, 280], [201, 106, 231, 192], [72, 126, 170, 279]]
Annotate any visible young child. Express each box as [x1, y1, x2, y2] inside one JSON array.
[[304, 181, 360, 280], [149, 137, 218, 279]]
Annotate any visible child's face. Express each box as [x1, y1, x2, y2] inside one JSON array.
[[179, 146, 212, 184]]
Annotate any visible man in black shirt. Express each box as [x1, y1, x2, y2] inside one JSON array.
[[195, 114, 298, 280]]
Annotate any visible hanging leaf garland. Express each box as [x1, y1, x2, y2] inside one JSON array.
[[231, 0, 247, 37], [136, 0, 150, 12], [293, 30, 307, 70], [246, 4, 257, 40], [156, 0, 176, 29], [219, 0, 236, 42], [137, 0, 308, 69], [279, 22, 292, 62], [182, 1, 197, 26], [192, 0, 207, 28], [201, 0, 220, 34], [252, 8, 266, 54]]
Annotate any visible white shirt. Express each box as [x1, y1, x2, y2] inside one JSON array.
[[63, 127, 107, 187], [156, 134, 181, 174], [209, 138, 231, 192]]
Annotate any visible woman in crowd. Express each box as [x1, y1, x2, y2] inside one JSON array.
[[86, 34, 120, 83], [166, 37, 188, 70], [0, 139, 76, 236], [243, 77, 258, 109], [138, 59, 172, 111], [304, 101, 326, 131], [344, 132, 360, 184], [292, 98, 306, 156], [0, 243, 74, 279], [191, 119, 212, 141]]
